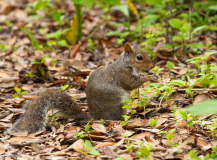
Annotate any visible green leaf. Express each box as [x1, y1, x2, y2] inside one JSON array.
[[186, 100, 217, 117], [146, 0, 161, 5], [149, 119, 156, 127], [187, 43, 204, 49], [169, 18, 182, 29], [21, 91, 28, 96], [71, 0, 80, 4], [57, 39, 68, 47], [80, 0, 93, 8], [14, 87, 21, 94], [131, 109, 136, 115], [113, 5, 129, 17], [51, 59, 58, 66], [209, 5, 217, 11], [122, 115, 130, 121], [14, 95, 20, 98], [84, 140, 92, 150], [53, 11, 61, 21], [103, 0, 121, 5], [54, 113, 63, 117], [192, 25, 208, 34], [170, 80, 186, 87], [90, 150, 100, 156], [175, 110, 187, 120], [41, 54, 49, 63]]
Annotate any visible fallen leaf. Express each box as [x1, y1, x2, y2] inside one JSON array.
[[92, 123, 106, 133]]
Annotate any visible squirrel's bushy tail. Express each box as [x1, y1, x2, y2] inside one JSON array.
[[7, 89, 89, 134]]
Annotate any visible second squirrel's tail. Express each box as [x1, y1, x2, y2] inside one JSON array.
[[6, 89, 89, 134]]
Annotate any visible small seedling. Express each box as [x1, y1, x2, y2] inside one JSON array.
[[211, 145, 217, 157], [61, 84, 72, 90], [99, 119, 104, 125], [149, 119, 156, 130], [73, 131, 88, 139], [136, 144, 153, 159], [88, 39, 95, 50], [14, 87, 28, 98], [77, 140, 100, 156], [25, 72, 36, 78], [47, 113, 62, 125], [158, 128, 176, 147], [171, 106, 177, 118], [122, 133, 133, 153], [166, 61, 175, 72], [84, 119, 93, 133]]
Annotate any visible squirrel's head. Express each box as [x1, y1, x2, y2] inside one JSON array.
[[123, 42, 154, 75]]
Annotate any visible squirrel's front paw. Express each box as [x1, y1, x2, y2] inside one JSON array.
[[148, 73, 159, 82]]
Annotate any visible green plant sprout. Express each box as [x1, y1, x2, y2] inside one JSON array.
[[47, 113, 62, 125], [88, 39, 95, 50], [151, 66, 164, 76], [158, 128, 176, 147], [171, 106, 177, 118], [77, 140, 100, 156], [61, 84, 72, 90], [175, 109, 195, 128], [122, 133, 133, 153], [21, 24, 43, 50], [25, 72, 36, 78], [165, 61, 175, 73], [14, 87, 28, 98], [52, 10, 65, 26], [211, 145, 217, 157], [135, 142, 153, 159], [73, 130, 88, 139], [206, 119, 217, 140]]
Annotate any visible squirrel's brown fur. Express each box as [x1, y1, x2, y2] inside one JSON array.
[[6, 42, 158, 134]]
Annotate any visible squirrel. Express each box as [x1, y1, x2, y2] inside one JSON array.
[[6, 42, 158, 134]]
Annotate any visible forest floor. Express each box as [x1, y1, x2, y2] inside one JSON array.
[[0, 0, 217, 160]]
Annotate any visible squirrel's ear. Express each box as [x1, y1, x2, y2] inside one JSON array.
[[124, 43, 131, 56], [130, 41, 137, 48]]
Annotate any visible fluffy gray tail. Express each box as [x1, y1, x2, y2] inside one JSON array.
[[6, 89, 89, 134]]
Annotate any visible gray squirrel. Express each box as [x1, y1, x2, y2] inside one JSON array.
[[6, 42, 158, 134]]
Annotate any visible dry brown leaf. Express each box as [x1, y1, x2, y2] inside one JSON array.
[[0, 148, 5, 155], [28, 129, 46, 138], [155, 118, 167, 129], [133, 132, 154, 140], [65, 130, 76, 139], [9, 136, 39, 143], [193, 93, 210, 105], [92, 123, 106, 133], [103, 146, 117, 158], [196, 138, 208, 147], [95, 142, 116, 148], [9, 130, 28, 137], [64, 139, 84, 151]]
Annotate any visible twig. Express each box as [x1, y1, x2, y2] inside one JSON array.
[[0, 37, 17, 58], [188, 6, 192, 43], [11, 139, 47, 147], [177, 88, 217, 92], [192, 9, 217, 23]]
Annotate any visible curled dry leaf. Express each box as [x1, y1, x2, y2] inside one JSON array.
[[95, 142, 116, 148], [193, 93, 210, 105], [196, 138, 208, 147], [133, 132, 154, 140], [64, 139, 84, 151], [103, 146, 117, 158], [65, 130, 76, 139], [92, 123, 106, 133]]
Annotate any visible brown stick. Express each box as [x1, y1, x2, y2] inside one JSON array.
[[0, 37, 17, 58]]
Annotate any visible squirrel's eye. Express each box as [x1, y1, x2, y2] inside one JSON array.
[[137, 55, 143, 61]]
